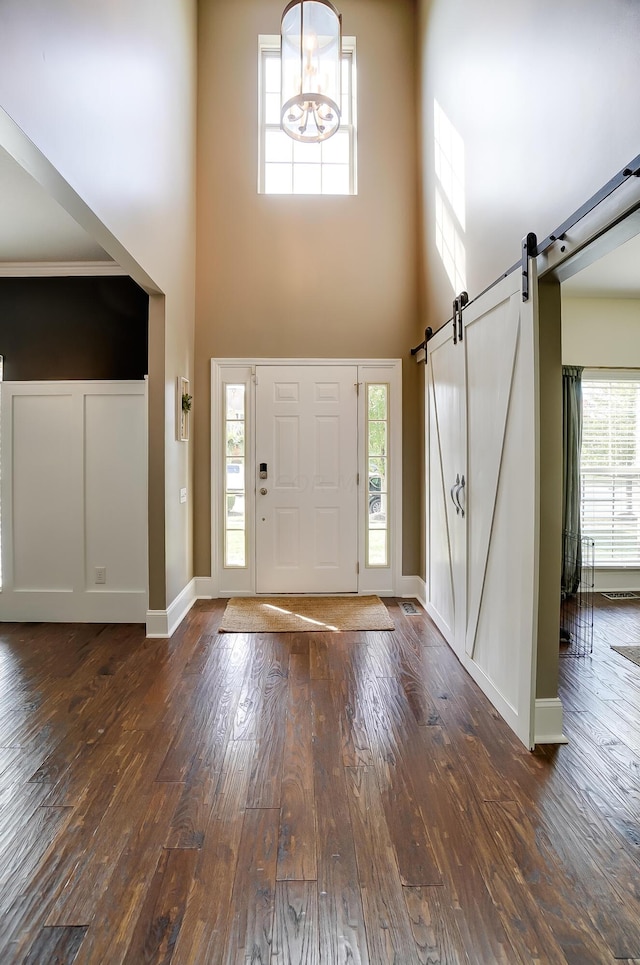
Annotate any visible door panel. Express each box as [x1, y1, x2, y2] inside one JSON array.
[[274, 416, 299, 485], [425, 264, 540, 749], [464, 292, 521, 660], [463, 270, 538, 748], [425, 324, 466, 659], [256, 365, 358, 593]]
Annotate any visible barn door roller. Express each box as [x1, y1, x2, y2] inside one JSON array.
[[452, 291, 469, 345], [521, 232, 538, 302]]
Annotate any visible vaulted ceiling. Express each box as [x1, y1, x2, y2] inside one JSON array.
[[0, 144, 109, 264]]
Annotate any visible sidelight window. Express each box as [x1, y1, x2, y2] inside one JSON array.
[[224, 384, 247, 568], [366, 383, 389, 567]]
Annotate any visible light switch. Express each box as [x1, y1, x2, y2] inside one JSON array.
[[180, 488, 187, 504]]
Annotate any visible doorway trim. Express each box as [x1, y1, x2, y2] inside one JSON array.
[[210, 358, 402, 598]]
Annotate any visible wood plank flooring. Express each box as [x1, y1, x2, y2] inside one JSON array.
[[0, 596, 639, 963]]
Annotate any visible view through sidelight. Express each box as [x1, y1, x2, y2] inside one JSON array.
[[366, 383, 389, 567], [224, 384, 246, 568]]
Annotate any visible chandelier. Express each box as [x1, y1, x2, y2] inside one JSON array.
[[280, 0, 342, 143]]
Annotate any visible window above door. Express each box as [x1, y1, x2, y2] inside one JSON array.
[[258, 35, 357, 195]]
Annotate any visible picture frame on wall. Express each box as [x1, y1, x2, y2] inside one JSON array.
[[178, 376, 191, 442]]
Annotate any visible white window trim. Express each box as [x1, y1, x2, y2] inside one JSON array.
[[583, 368, 640, 381], [257, 34, 357, 196], [210, 358, 401, 598]]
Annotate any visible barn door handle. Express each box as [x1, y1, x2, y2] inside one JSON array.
[[450, 474, 461, 514], [455, 475, 466, 518]]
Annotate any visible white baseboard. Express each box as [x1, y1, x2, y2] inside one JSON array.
[[194, 576, 216, 599], [193, 579, 252, 599], [191, 578, 428, 603], [146, 578, 197, 638], [0, 590, 147, 624], [534, 698, 568, 745], [593, 568, 640, 593], [396, 575, 427, 609]]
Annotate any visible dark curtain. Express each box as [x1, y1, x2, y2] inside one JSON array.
[[562, 365, 583, 595]]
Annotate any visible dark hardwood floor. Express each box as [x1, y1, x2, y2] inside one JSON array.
[[0, 596, 639, 963]]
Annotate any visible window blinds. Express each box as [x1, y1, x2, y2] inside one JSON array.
[[581, 376, 640, 566]]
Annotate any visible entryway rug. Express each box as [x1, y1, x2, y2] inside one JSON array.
[[219, 595, 395, 633], [610, 645, 640, 668]]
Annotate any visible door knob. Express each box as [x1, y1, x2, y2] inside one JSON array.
[[260, 488, 268, 495]]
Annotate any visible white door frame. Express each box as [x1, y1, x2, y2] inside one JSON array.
[[210, 358, 402, 597]]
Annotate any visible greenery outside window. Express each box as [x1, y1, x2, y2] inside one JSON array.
[[366, 383, 389, 567]]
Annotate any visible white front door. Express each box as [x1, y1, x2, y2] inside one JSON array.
[[255, 364, 358, 593]]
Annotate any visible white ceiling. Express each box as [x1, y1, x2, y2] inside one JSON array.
[[562, 228, 640, 299], [0, 144, 111, 263]]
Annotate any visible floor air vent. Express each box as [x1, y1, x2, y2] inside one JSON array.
[[602, 591, 640, 600], [399, 601, 420, 615]]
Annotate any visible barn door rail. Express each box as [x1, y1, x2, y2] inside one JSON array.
[[411, 151, 640, 359]]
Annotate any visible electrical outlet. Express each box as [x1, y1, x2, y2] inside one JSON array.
[[95, 566, 106, 585], [180, 488, 187, 504]]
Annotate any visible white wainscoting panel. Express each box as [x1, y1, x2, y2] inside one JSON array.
[[12, 392, 78, 591], [84, 393, 147, 592], [1, 381, 147, 623]]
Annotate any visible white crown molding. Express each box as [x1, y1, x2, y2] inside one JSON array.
[[0, 261, 126, 277]]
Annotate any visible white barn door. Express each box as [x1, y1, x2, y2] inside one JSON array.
[[463, 268, 539, 748], [255, 364, 358, 593], [426, 264, 540, 749], [425, 322, 466, 662]]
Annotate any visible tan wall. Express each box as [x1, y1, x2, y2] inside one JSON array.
[[562, 297, 640, 367], [0, 0, 198, 607], [536, 279, 563, 700], [195, 0, 421, 578]]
